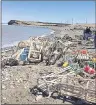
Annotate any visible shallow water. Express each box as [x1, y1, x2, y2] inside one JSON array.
[[2, 25, 52, 48]]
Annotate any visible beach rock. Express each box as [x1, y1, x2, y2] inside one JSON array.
[[6, 58, 18, 66]]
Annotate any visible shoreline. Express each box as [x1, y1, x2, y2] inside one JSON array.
[[2, 25, 55, 49], [2, 22, 95, 51], [1, 23, 96, 104], [2, 23, 95, 54]]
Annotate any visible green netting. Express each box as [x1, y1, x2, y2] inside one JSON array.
[[87, 61, 95, 68], [69, 63, 83, 74]]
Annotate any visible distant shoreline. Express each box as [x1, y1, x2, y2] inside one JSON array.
[[2, 20, 95, 50], [8, 20, 71, 26]]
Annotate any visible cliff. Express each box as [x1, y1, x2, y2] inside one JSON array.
[[8, 20, 70, 26]]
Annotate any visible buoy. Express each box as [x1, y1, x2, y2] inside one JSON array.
[[62, 62, 69, 67], [81, 50, 87, 54], [92, 58, 96, 63], [84, 65, 90, 72], [84, 65, 95, 74], [88, 68, 95, 74]]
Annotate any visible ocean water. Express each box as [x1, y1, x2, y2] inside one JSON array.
[[2, 25, 52, 48]]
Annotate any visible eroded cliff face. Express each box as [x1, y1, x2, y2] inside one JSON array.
[[8, 20, 17, 25]]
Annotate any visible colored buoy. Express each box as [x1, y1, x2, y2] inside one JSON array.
[[62, 62, 69, 67], [84, 65, 95, 74]]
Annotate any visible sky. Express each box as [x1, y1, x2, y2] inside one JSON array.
[[2, 1, 95, 24]]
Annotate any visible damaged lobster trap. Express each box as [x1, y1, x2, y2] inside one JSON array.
[[30, 67, 96, 103]]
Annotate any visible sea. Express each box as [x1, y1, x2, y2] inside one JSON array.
[[2, 25, 53, 48]]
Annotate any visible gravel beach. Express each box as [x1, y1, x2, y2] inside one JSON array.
[[1, 24, 95, 104]]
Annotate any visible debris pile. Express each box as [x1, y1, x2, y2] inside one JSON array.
[[1, 32, 96, 104], [30, 70, 96, 104]]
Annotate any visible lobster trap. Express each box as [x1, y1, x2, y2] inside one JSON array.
[[30, 66, 96, 104]]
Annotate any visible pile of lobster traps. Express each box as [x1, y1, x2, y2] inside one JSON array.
[[30, 66, 96, 104]]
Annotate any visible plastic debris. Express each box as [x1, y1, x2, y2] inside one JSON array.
[[62, 62, 69, 67], [2, 30, 96, 104]]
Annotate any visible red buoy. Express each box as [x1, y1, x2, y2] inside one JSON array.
[[84, 65, 95, 74]]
